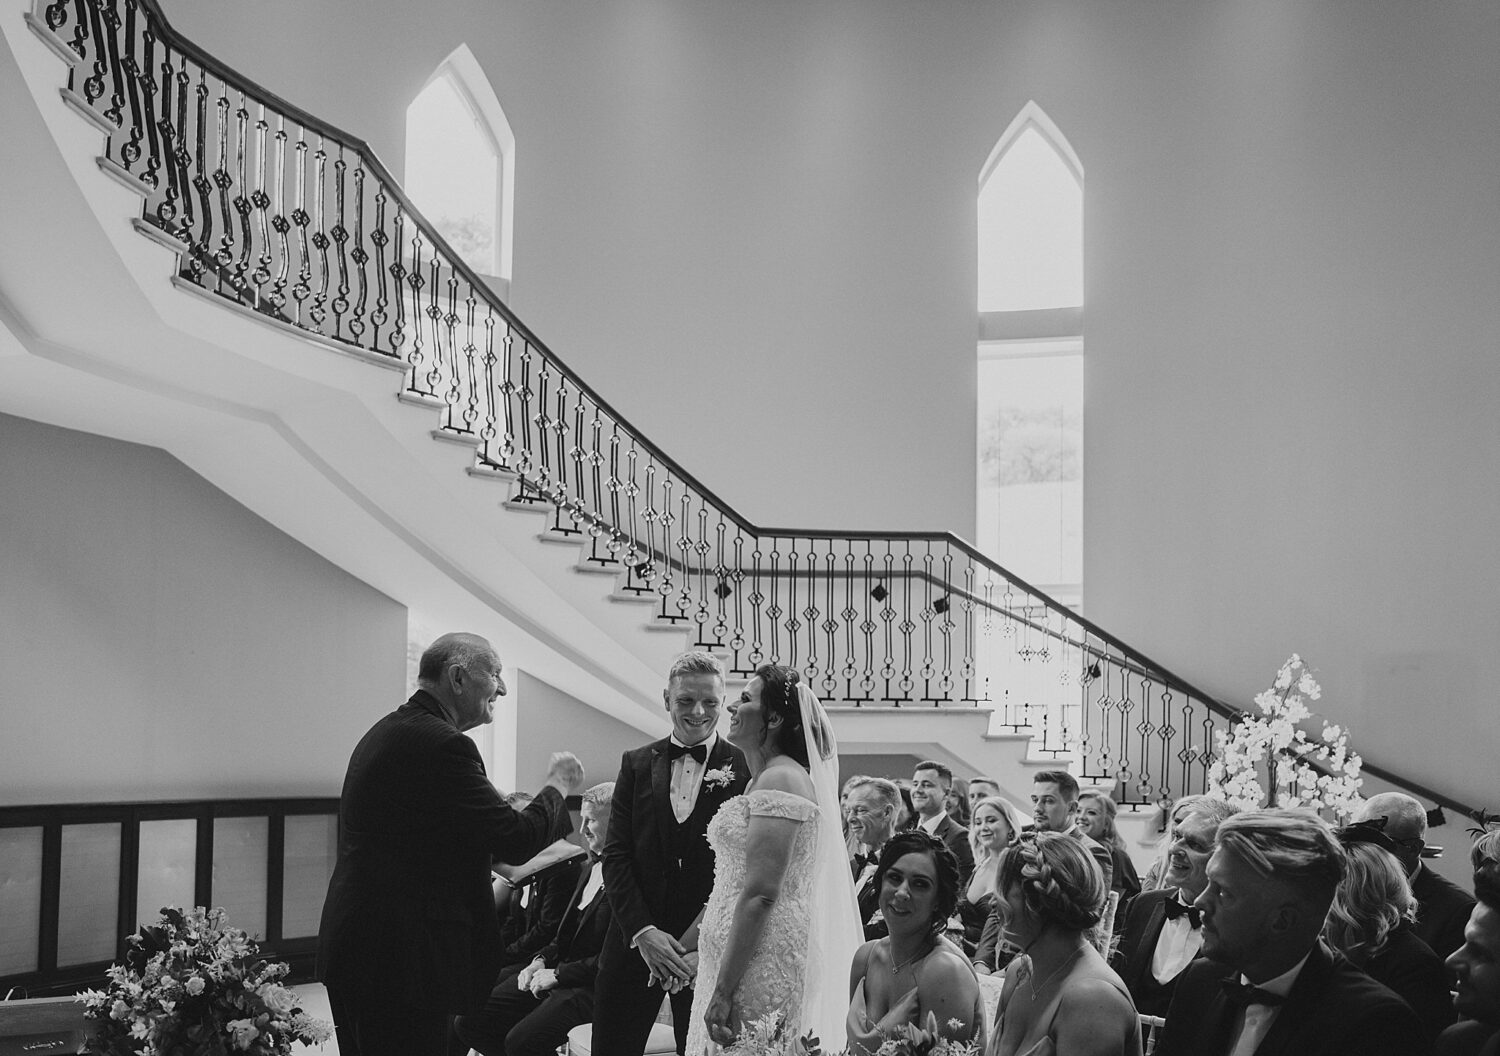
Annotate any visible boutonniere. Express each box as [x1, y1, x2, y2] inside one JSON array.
[[702, 765, 735, 790]]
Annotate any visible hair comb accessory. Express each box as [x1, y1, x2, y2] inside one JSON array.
[[1336, 817, 1401, 854]]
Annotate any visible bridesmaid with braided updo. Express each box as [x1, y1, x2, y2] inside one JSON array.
[[990, 832, 1141, 1056]]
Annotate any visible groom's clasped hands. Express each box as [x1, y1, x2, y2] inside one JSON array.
[[638, 927, 699, 993]]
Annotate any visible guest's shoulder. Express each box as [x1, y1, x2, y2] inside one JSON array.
[[1418, 863, 1477, 903], [921, 941, 978, 988], [1325, 951, 1425, 1014]]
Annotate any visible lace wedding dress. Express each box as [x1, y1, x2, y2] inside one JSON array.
[[686, 789, 821, 1055]]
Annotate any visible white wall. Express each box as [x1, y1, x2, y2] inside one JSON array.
[[154, 1, 1499, 811], [0, 413, 408, 804], [513, 670, 657, 794]]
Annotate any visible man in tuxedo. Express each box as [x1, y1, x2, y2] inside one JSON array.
[[1112, 797, 1238, 1015], [1438, 837, 1500, 1056], [317, 632, 584, 1056], [911, 761, 975, 883], [1154, 809, 1424, 1056], [592, 652, 749, 1056], [846, 776, 903, 939], [496, 792, 586, 976], [455, 782, 619, 1056], [1357, 792, 1475, 960], [1030, 769, 1112, 892]]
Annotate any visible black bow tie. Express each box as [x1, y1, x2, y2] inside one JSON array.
[[853, 851, 878, 871], [1220, 980, 1286, 1009], [1162, 895, 1203, 928], [669, 742, 708, 764]]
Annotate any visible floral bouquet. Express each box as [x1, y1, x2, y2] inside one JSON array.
[[77, 905, 333, 1055], [1207, 654, 1363, 821], [723, 1010, 981, 1056]]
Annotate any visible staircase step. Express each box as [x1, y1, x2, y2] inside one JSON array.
[[397, 390, 445, 410], [24, 11, 79, 67], [466, 464, 517, 483], [430, 428, 480, 448], [58, 85, 112, 135], [96, 154, 150, 197]]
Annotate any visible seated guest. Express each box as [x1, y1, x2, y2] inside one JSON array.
[[1080, 790, 1143, 907], [947, 777, 972, 827], [1325, 821, 1455, 1049], [846, 831, 985, 1055], [1030, 769, 1113, 893], [1154, 809, 1424, 1056], [497, 791, 586, 975], [847, 776, 903, 939], [454, 782, 617, 1056], [1358, 792, 1476, 961], [990, 832, 1142, 1056], [1141, 794, 1212, 892], [1437, 830, 1500, 1056], [911, 761, 976, 883], [1112, 797, 1238, 1017], [948, 796, 1026, 956], [968, 776, 1002, 816]]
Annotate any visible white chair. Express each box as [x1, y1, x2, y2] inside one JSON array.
[[1139, 1014, 1165, 1055]]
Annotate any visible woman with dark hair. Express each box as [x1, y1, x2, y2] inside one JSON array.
[[686, 665, 861, 1052], [846, 830, 985, 1054], [989, 832, 1140, 1056]]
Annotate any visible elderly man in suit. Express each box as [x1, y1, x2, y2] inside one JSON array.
[[910, 761, 975, 883], [1155, 809, 1423, 1056], [1358, 792, 1476, 961], [1112, 797, 1238, 1016], [317, 632, 584, 1056], [592, 652, 750, 1056], [455, 782, 619, 1056], [846, 776, 903, 939]]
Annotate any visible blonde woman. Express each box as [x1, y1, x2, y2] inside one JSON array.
[[1326, 824, 1455, 1048], [948, 796, 1026, 955], [1078, 792, 1141, 905], [989, 832, 1141, 1056]]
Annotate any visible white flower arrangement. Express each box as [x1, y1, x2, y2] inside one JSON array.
[[703, 765, 736, 790], [1207, 654, 1363, 822], [78, 905, 333, 1055], [724, 1009, 979, 1056]]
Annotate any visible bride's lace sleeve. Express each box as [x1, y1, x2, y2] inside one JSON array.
[[746, 788, 819, 822]]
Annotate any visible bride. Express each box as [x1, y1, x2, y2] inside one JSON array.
[[685, 664, 861, 1054]]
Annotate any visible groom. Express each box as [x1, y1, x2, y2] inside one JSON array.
[[593, 652, 749, 1056]]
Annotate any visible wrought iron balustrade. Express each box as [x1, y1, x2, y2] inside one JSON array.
[[24, 0, 1483, 823]]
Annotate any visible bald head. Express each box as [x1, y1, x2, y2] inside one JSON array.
[[417, 632, 506, 731], [1356, 792, 1426, 875]]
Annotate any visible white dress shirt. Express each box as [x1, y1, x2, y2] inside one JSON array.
[[918, 812, 945, 836], [1150, 895, 1206, 983], [669, 732, 717, 824], [1226, 953, 1309, 1056]]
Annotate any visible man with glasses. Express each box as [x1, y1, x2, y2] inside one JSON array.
[[318, 632, 585, 1056], [845, 776, 903, 939], [1357, 792, 1475, 960]]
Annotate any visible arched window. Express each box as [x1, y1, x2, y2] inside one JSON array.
[[976, 103, 1084, 609], [404, 45, 515, 293]]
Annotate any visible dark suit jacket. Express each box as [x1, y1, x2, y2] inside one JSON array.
[[855, 857, 888, 941], [974, 899, 1019, 973], [1154, 943, 1426, 1056], [317, 691, 571, 1013], [1413, 862, 1476, 962], [600, 735, 749, 941], [1112, 887, 1196, 1017], [925, 814, 976, 883], [536, 860, 614, 990], [501, 856, 585, 968], [1363, 923, 1457, 1050]]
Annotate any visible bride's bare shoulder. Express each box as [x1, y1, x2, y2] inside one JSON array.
[[754, 762, 816, 800]]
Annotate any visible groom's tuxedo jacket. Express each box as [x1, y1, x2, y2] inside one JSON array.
[[600, 735, 749, 941], [1153, 943, 1424, 1056]]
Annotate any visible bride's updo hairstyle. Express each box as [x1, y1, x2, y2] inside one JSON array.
[[996, 831, 1107, 937], [753, 663, 809, 768], [873, 830, 961, 938]]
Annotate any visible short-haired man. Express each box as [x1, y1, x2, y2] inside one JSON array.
[[1112, 798, 1239, 1016], [455, 782, 619, 1056], [1030, 769, 1113, 892], [1155, 809, 1424, 1056], [911, 761, 976, 882], [846, 776, 903, 939], [967, 776, 1001, 814], [318, 633, 584, 1056], [1437, 832, 1500, 1056], [1357, 792, 1476, 961], [593, 653, 749, 1056]]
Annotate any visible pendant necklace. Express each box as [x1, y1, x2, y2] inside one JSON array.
[[1026, 943, 1085, 1000], [887, 936, 934, 977]]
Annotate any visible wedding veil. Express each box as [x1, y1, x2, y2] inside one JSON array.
[[794, 682, 863, 1049]]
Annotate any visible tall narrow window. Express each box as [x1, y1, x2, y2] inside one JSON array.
[[977, 103, 1084, 608], [404, 46, 514, 291]]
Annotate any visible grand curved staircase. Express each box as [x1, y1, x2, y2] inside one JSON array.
[[1, 0, 1476, 828]]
